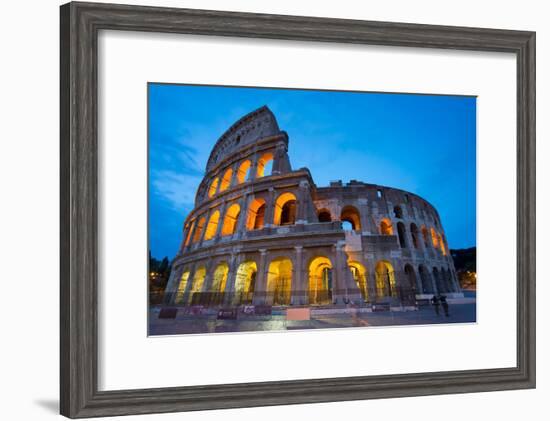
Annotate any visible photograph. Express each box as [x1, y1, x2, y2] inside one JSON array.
[[147, 84, 477, 336]]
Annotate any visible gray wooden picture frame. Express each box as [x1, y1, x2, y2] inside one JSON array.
[[60, 1, 536, 418]]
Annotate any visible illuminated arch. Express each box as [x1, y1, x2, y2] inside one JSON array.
[[267, 257, 293, 305], [341, 205, 361, 231], [184, 219, 195, 246], [439, 233, 447, 255], [375, 260, 396, 298], [430, 227, 439, 248], [219, 168, 233, 192], [273, 192, 297, 226], [256, 152, 274, 178], [204, 210, 220, 241], [308, 256, 333, 304], [380, 218, 393, 235], [221, 203, 240, 236], [421, 225, 430, 247], [210, 262, 229, 305], [349, 261, 368, 301], [189, 266, 206, 305], [246, 198, 266, 230], [208, 177, 219, 198], [192, 216, 206, 243], [236, 160, 251, 184], [174, 270, 190, 304], [234, 261, 257, 304]]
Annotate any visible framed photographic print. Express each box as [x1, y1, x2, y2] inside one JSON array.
[[60, 1, 535, 418]]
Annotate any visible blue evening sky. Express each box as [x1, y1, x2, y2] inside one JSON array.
[[149, 84, 476, 260]]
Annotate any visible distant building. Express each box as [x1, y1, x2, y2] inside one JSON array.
[[163, 106, 462, 308]]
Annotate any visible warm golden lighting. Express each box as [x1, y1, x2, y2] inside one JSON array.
[[192, 216, 206, 243], [273, 192, 297, 226], [189, 267, 206, 304], [175, 271, 190, 303], [309, 256, 333, 304], [204, 210, 220, 240], [267, 257, 293, 305], [221, 203, 240, 236], [184, 219, 195, 246], [246, 198, 266, 230], [349, 261, 368, 300], [380, 218, 393, 235], [211, 263, 229, 293], [341, 205, 361, 231], [208, 177, 219, 197], [256, 152, 274, 178], [431, 227, 439, 248], [234, 261, 257, 303], [236, 160, 251, 184], [219, 168, 233, 192], [375, 260, 395, 297]]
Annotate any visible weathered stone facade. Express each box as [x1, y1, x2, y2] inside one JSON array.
[[163, 106, 463, 308]]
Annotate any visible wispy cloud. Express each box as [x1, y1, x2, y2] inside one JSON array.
[[151, 170, 202, 210]]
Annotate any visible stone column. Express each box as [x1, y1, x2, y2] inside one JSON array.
[[181, 263, 197, 306], [198, 208, 212, 245], [291, 246, 305, 305], [333, 243, 347, 304], [215, 200, 227, 239], [223, 253, 239, 305], [253, 249, 269, 305], [235, 193, 250, 237], [264, 187, 276, 227], [296, 180, 310, 224], [249, 154, 259, 181]]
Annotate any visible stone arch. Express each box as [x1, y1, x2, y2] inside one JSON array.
[[317, 208, 332, 223], [273, 192, 297, 226], [418, 264, 433, 294], [234, 261, 257, 304], [267, 257, 293, 305], [410, 223, 420, 249], [421, 225, 430, 247], [341, 205, 361, 231], [221, 203, 240, 236], [184, 219, 195, 246], [375, 260, 396, 298], [236, 160, 251, 184], [380, 218, 393, 235], [404, 264, 417, 292], [256, 152, 274, 178], [431, 227, 439, 249], [208, 177, 219, 198], [192, 216, 206, 243], [174, 270, 190, 304], [308, 256, 333, 305], [209, 262, 229, 305], [219, 168, 233, 192], [204, 210, 220, 241], [349, 261, 368, 301], [397, 221, 408, 248], [393, 205, 403, 218], [189, 266, 206, 305], [439, 233, 447, 255], [246, 198, 266, 230]]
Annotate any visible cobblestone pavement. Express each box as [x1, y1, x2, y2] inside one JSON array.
[[149, 303, 476, 336]]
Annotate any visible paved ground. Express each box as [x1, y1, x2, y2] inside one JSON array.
[[149, 302, 476, 336]]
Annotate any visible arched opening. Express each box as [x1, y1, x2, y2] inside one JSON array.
[[221, 203, 240, 236], [410, 223, 420, 249], [204, 210, 220, 241], [317, 209, 332, 223], [236, 160, 251, 184], [308, 256, 333, 304], [418, 265, 433, 294], [192, 216, 206, 243], [341, 206, 361, 231], [234, 261, 257, 304], [184, 219, 195, 246], [393, 205, 403, 218], [380, 218, 393, 235], [349, 261, 368, 301], [439, 233, 447, 255], [397, 222, 407, 248], [246, 198, 266, 230], [219, 168, 233, 192], [189, 266, 206, 305], [273, 192, 297, 226], [404, 264, 417, 292], [208, 177, 219, 198], [174, 271, 190, 304], [431, 227, 439, 249], [210, 262, 229, 305], [421, 225, 430, 247], [375, 260, 396, 298], [267, 257, 293, 305], [433, 267, 445, 293], [256, 152, 274, 178]]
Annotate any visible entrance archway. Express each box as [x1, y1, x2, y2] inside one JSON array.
[[375, 260, 396, 298], [308, 256, 333, 304], [349, 261, 368, 301], [267, 257, 293, 305], [234, 261, 257, 304]]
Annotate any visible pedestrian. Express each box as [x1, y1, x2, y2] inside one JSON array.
[[440, 294, 450, 317], [431, 294, 440, 315]]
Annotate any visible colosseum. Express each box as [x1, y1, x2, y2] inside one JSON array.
[[163, 105, 463, 310]]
